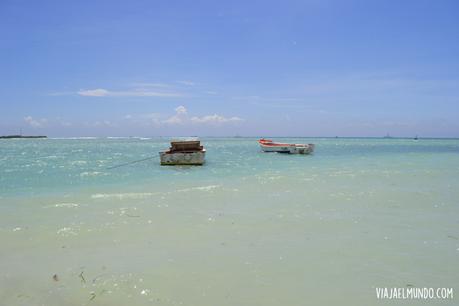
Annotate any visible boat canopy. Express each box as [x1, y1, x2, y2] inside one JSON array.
[[169, 140, 203, 152]]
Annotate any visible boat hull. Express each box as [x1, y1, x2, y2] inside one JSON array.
[[259, 139, 314, 154], [159, 150, 206, 165], [260, 144, 314, 154]]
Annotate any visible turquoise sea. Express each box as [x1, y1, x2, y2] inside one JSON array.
[[1, 137, 458, 305]]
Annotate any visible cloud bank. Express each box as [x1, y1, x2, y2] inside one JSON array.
[[161, 106, 243, 126], [24, 116, 47, 128], [78, 88, 183, 97]]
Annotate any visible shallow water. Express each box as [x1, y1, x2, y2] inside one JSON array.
[[1, 137, 458, 305]]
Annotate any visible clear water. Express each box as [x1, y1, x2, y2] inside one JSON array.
[[1, 137, 458, 305]]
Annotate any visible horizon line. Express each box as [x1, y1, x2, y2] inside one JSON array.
[[3, 135, 458, 140]]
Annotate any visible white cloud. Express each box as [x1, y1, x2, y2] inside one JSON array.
[[190, 114, 243, 124], [78, 89, 109, 97], [177, 80, 195, 86], [118, 107, 243, 127], [144, 113, 162, 126], [84, 120, 116, 127], [163, 105, 188, 125], [55, 117, 72, 127], [143, 113, 161, 120], [163, 116, 183, 125], [78, 88, 183, 97], [174, 105, 187, 115], [130, 82, 170, 88], [24, 116, 47, 128]]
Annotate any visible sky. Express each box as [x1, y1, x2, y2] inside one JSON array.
[[1, 0, 458, 137]]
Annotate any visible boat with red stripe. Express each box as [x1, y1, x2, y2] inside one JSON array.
[[258, 138, 315, 154]]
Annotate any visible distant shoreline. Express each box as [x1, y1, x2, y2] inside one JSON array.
[[0, 135, 47, 139]]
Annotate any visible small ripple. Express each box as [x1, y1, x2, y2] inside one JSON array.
[[91, 192, 159, 200]]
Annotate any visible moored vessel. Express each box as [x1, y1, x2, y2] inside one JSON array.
[[160, 139, 206, 165], [258, 138, 314, 154]]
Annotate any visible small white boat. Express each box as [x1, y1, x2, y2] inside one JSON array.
[[160, 139, 206, 165], [258, 139, 314, 154]]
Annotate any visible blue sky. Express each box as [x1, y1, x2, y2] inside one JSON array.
[[1, 0, 458, 137]]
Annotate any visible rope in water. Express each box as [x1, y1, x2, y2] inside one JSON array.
[[106, 155, 157, 170]]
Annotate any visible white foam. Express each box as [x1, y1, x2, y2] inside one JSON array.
[[91, 192, 159, 200], [56, 227, 78, 236], [177, 185, 220, 192], [45, 203, 79, 208], [50, 137, 98, 140], [42, 155, 58, 159], [80, 171, 102, 177], [70, 160, 87, 165]]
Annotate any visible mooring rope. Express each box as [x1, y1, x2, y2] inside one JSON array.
[[106, 155, 157, 170]]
